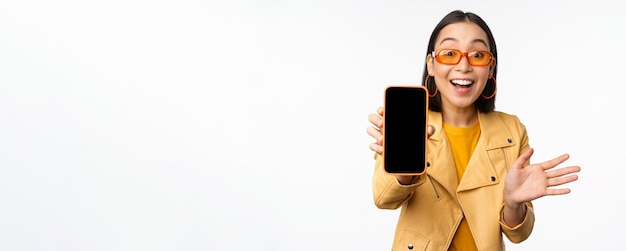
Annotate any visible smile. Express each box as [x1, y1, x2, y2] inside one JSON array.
[[450, 79, 474, 86]]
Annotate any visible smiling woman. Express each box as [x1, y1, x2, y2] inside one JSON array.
[[366, 10, 581, 251], [2, 1, 623, 250]]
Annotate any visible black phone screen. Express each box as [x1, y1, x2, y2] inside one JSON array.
[[383, 86, 428, 175]]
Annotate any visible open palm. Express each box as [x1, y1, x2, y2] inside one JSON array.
[[504, 148, 581, 207]]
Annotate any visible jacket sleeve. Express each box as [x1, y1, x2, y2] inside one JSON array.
[[499, 202, 535, 243], [372, 153, 423, 209]]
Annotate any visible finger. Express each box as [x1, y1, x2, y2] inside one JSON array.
[[427, 125, 435, 138], [369, 142, 383, 154], [368, 113, 383, 128], [546, 165, 581, 179], [545, 188, 572, 196], [540, 154, 570, 171], [377, 106, 384, 116], [366, 126, 383, 144], [511, 148, 534, 170], [547, 174, 579, 187]]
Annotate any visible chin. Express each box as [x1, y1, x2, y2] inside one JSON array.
[[451, 100, 477, 109]]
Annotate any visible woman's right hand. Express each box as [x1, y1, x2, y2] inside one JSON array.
[[367, 106, 435, 184], [367, 107, 435, 154], [367, 107, 385, 154], [368, 106, 435, 184]]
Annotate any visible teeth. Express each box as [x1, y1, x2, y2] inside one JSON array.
[[451, 79, 473, 86]]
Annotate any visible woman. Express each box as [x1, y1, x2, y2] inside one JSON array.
[[366, 10, 581, 251]]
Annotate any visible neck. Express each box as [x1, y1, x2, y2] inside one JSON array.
[[442, 106, 478, 127]]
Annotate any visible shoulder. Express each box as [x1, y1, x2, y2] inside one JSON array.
[[491, 111, 522, 123], [489, 110, 527, 132], [479, 111, 530, 150], [480, 110, 527, 132]]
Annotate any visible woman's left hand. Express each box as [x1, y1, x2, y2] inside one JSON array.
[[503, 148, 581, 208]]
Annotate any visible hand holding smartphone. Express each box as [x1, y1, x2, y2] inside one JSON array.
[[383, 86, 429, 176]]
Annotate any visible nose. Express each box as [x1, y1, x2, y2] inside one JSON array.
[[455, 55, 472, 73]]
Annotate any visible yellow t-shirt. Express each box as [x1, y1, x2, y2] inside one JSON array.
[[443, 121, 481, 251]]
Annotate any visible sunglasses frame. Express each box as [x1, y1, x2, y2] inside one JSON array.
[[431, 49, 494, 66]]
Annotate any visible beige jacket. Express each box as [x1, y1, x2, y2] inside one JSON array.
[[373, 111, 534, 251]]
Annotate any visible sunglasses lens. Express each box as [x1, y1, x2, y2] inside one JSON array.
[[436, 49, 461, 64], [467, 51, 491, 66]]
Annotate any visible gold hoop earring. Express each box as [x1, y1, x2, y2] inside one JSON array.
[[425, 76, 438, 97], [481, 77, 497, 99]]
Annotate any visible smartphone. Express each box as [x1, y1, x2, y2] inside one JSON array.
[[383, 86, 428, 175]]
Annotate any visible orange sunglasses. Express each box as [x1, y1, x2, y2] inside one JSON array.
[[432, 49, 494, 66]]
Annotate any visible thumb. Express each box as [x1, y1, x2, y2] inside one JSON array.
[[427, 125, 435, 138], [511, 148, 534, 170]]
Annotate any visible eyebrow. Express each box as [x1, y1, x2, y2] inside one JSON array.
[[439, 37, 488, 48]]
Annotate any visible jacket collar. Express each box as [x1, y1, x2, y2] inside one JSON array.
[[427, 111, 516, 194]]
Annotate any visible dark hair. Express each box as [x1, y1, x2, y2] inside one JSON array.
[[422, 10, 498, 113]]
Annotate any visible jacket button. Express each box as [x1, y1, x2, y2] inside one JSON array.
[[427, 162, 431, 167], [490, 176, 496, 181], [408, 243, 414, 250], [507, 138, 512, 143]]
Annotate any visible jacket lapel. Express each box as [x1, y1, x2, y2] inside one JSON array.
[[426, 112, 459, 196], [458, 112, 515, 192]]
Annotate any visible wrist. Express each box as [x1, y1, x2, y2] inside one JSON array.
[[504, 201, 523, 210], [396, 175, 419, 185], [503, 194, 523, 210], [502, 202, 527, 227]]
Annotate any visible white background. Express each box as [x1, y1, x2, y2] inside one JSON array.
[[1, 0, 623, 250]]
